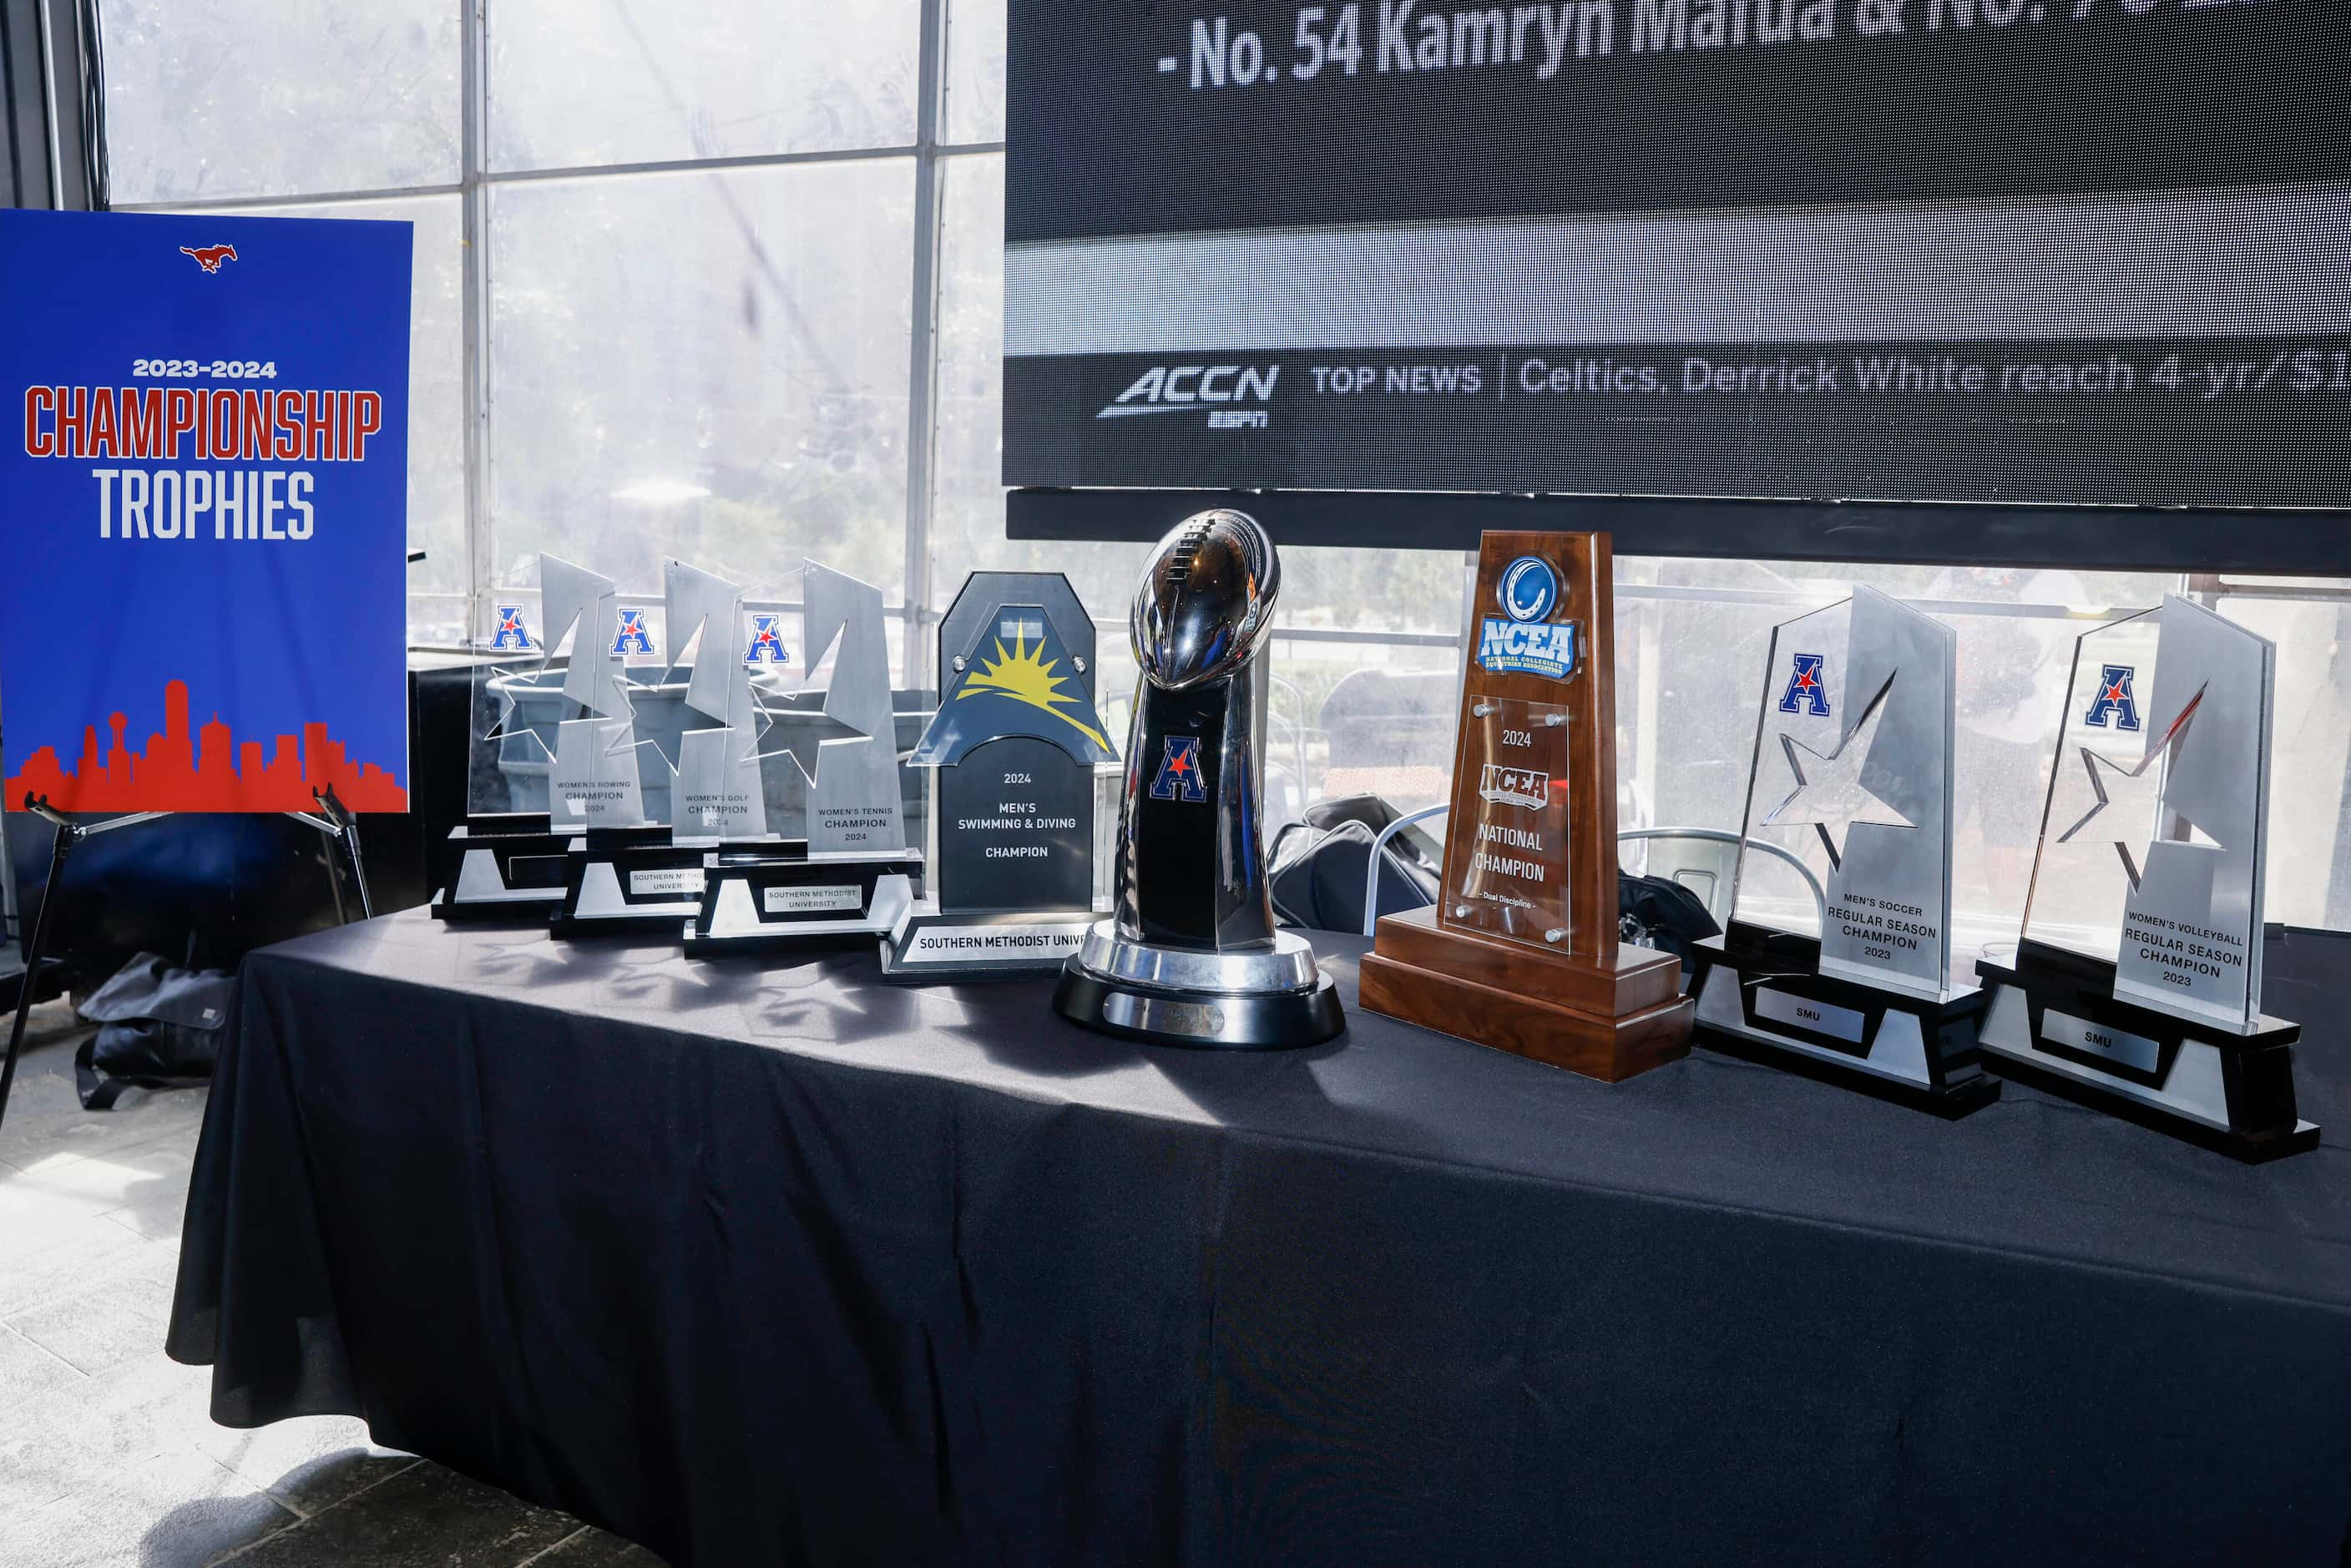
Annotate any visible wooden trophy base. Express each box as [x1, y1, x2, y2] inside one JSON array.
[[1359, 906, 1694, 1082]]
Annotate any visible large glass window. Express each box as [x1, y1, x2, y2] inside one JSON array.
[[486, 162, 914, 599], [103, 0, 458, 203], [95, 1, 2351, 938], [487, 0, 918, 171]]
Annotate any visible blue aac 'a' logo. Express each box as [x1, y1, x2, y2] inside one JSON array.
[[489, 604, 532, 651], [1497, 555, 1557, 624], [1151, 735, 1208, 802], [744, 613, 789, 666], [611, 608, 654, 657], [2084, 664, 2141, 731], [1779, 652, 1830, 716]]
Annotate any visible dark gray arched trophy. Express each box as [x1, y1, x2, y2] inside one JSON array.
[[881, 571, 1117, 979], [1052, 510, 1344, 1049]]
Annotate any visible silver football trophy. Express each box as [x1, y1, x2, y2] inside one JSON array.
[[882, 572, 1118, 979], [1053, 510, 1344, 1048], [685, 561, 923, 954], [1687, 586, 1997, 1115], [1976, 594, 2318, 1160]]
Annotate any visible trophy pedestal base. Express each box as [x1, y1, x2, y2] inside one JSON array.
[[1687, 931, 1997, 1118], [432, 815, 573, 925], [683, 850, 924, 957], [1976, 943, 2319, 1162], [1052, 966, 1344, 1050], [1358, 906, 1691, 1082], [551, 832, 807, 938], [1052, 922, 1345, 1049], [879, 905, 1096, 982]]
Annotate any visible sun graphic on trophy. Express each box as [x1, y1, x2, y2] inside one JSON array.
[[958, 625, 1110, 751]]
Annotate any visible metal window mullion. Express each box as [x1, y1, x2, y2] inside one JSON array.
[[901, 0, 947, 684], [459, 0, 493, 645], [33, 0, 60, 205], [113, 181, 465, 213]]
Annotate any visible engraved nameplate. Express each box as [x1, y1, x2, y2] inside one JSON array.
[[906, 923, 1089, 964], [2040, 1009, 2162, 1075], [1754, 987, 1866, 1044], [764, 884, 862, 915], [629, 867, 705, 897]]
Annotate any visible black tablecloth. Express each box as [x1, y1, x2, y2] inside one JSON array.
[[169, 911, 2351, 1565]]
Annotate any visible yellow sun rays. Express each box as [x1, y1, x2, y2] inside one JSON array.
[[958, 625, 1110, 751]]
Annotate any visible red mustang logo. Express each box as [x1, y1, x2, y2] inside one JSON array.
[[179, 243, 239, 274]]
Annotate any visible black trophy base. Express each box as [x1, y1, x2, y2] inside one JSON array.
[[551, 832, 806, 938], [878, 906, 1098, 982], [683, 850, 924, 958], [1052, 964, 1345, 1050], [1976, 942, 2320, 1163], [432, 814, 574, 925], [1687, 927, 1999, 1119]]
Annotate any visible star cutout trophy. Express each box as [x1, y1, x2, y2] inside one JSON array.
[[1976, 594, 2317, 1160], [880, 572, 1120, 979], [1687, 586, 1998, 1115], [549, 559, 815, 935], [684, 561, 924, 955], [434, 555, 675, 923]]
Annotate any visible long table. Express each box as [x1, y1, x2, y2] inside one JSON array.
[[169, 910, 2351, 1565]]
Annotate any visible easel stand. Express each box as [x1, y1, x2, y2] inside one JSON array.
[[0, 787, 373, 1133]]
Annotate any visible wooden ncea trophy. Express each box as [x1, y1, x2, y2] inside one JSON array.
[[1359, 531, 1694, 1080]]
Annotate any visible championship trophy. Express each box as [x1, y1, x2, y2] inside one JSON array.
[[1358, 530, 1691, 1080], [881, 572, 1117, 979], [1684, 586, 1997, 1114], [1052, 510, 1344, 1048], [551, 559, 807, 935], [433, 557, 664, 923], [684, 562, 923, 954], [1976, 594, 2317, 1160]]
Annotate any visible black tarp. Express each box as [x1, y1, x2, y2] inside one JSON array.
[[169, 911, 2351, 1565]]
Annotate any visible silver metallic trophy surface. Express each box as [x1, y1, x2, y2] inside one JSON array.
[[1976, 594, 2318, 1160], [1686, 586, 1996, 1115], [1053, 510, 1344, 1048]]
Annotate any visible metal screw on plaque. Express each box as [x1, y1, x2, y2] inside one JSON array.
[[952, 655, 967, 672], [1545, 928, 1566, 943], [1543, 713, 1568, 727], [1073, 655, 1087, 674], [1473, 701, 1495, 716], [1454, 904, 1472, 919]]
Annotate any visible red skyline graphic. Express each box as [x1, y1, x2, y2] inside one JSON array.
[[6, 679, 406, 812]]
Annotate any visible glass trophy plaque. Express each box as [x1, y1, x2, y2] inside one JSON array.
[[1358, 529, 1691, 1080], [880, 571, 1117, 979], [1686, 586, 1997, 1115], [1976, 594, 2318, 1160], [684, 560, 925, 954], [549, 559, 813, 935], [432, 555, 670, 924]]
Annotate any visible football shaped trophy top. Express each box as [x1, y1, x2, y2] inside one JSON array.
[[1053, 509, 1344, 1048]]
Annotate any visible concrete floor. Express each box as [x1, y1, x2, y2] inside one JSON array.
[[0, 999, 666, 1568]]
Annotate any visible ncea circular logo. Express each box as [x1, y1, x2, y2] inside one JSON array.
[[1498, 556, 1557, 623]]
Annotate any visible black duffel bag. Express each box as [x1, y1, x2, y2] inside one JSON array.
[[1270, 794, 1725, 961], [73, 952, 233, 1110], [1269, 794, 1442, 933]]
